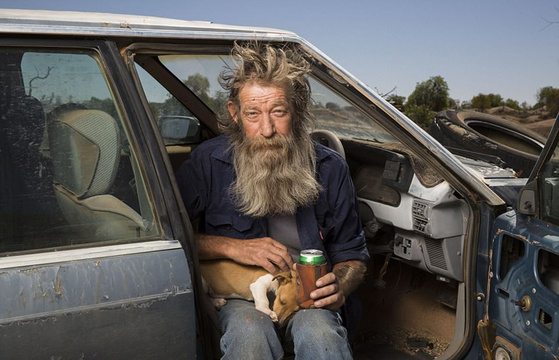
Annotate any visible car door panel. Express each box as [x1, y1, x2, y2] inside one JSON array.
[[486, 213, 559, 359], [0, 241, 195, 359], [486, 116, 559, 359]]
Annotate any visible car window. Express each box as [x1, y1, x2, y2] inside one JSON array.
[[0, 48, 159, 254], [135, 65, 201, 145], [137, 52, 396, 144], [540, 142, 559, 225]]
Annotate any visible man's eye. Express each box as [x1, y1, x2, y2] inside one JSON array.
[[244, 111, 259, 119], [272, 109, 288, 117]]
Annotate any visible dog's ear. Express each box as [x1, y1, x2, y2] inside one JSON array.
[[273, 271, 293, 286]]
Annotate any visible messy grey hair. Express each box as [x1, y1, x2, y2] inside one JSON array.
[[218, 41, 316, 139], [219, 41, 322, 217]]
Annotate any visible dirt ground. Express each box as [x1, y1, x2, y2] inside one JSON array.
[[485, 105, 555, 139], [353, 256, 456, 359]]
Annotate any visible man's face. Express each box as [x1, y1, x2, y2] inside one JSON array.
[[228, 82, 292, 140], [227, 81, 320, 217]]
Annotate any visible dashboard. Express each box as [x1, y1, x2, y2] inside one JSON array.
[[345, 140, 469, 282]]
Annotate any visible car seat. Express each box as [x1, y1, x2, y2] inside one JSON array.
[[48, 108, 146, 240]]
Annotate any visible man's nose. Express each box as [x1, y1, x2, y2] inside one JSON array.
[[260, 114, 275, 138]]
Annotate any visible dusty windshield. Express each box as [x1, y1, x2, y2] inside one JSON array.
[[155, 52, 395, 144]]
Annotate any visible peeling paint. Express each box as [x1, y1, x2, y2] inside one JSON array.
[[53, 274, 63, 298]]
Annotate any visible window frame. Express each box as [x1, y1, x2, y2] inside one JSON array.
[[0, 37, 179, 255]]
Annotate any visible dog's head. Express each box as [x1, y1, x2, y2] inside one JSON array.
[[272, 269, 300, 327]]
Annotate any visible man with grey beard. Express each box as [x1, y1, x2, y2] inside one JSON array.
[[176, 42, 369, 360]]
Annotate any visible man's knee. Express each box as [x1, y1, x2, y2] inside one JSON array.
[[291, 308, 344, 328], [218, 300, 283, 359], [288, 309, 352, 359]]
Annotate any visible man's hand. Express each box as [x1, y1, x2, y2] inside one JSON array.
[[307, 260, 366, 310], [231, 237, 294, 274], [196, 234, 293, 274]]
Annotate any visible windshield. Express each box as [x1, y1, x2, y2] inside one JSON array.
[[150, 51, 396, 144]]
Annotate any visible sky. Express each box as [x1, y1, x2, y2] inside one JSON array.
[[2, 0, 559, 106]]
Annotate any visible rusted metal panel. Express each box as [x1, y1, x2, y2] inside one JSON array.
[[0, 247, 196, 359]]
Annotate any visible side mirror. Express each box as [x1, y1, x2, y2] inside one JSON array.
[[517, 180, 537, 216], [159, 115, 201, 145]]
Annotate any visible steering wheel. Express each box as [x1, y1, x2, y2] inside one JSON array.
[[311, 129, 346, 159]]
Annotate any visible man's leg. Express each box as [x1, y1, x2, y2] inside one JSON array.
[[284, 308, 353, 360], [218, 299, 283, 360]]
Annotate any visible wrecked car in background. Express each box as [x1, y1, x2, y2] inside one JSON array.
[[429, 109, 548, 207], [0, 9, 558, 359]]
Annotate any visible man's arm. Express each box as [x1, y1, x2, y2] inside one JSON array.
[[333, 260, 367, 296], [196, 233, 293, 274], [310, 260, 367, 310]]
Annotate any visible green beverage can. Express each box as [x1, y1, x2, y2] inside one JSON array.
[[298, 249, 326, 266], [296, 249, 327, 308]]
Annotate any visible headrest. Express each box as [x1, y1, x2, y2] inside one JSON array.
[[50, 109, 120, 199]]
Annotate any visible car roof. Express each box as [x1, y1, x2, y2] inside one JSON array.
[[0, 9, 298, 40]]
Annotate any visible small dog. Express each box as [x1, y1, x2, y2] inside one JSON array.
[[200, 259, 299, 326]]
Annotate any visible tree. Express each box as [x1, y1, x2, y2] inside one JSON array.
[[184, 73, 228, 114], [537, 86, 559, 116], [386, 94, 405, 111], [158, 73, 214, 117], [404, 75, 450, 129], [84, 97, 118, 119], [471, 93, 491, 111], [184, 73, 211, 104], [470, 93, 503, 111], [406, 76, 450, 112], [404, 104, 435, 130], [504, 98, 520, 110]]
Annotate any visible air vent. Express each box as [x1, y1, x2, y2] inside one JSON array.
[[424, 237, 447, 270], [412, 200, 429, 219], [413, 218, 428, 233]]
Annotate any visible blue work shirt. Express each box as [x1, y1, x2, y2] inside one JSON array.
[[175, 135, 369, 267]]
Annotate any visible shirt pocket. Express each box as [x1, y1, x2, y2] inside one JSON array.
[[317, 223, 335, 242], [205, 213, 254, 237], [315, 209, 335, 242]]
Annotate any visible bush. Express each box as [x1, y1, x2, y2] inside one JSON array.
[[537, 86, 559, 117], [404, 104, 435, 130]]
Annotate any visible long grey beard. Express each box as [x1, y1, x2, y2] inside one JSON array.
[[230, 133, 321, 217]]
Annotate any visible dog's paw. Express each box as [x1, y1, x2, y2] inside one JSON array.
[[269, 311, 278, 322], [211, 298, 227, 308]]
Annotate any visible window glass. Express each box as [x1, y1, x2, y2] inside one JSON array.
[[0, 49, 159, 254], [135, 65, 201, 145], [541, 143, 559, 225], [158, 55, 229, 116], [308, 78, 395, 142], [138, 52, 396, 144]]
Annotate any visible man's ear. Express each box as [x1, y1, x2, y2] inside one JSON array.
[[227, 101, 238, 123]]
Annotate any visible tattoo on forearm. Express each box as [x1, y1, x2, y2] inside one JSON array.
[[334, 262, 367, 295]]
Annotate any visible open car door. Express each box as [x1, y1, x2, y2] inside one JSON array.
[[483, 115, 559, 359]]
